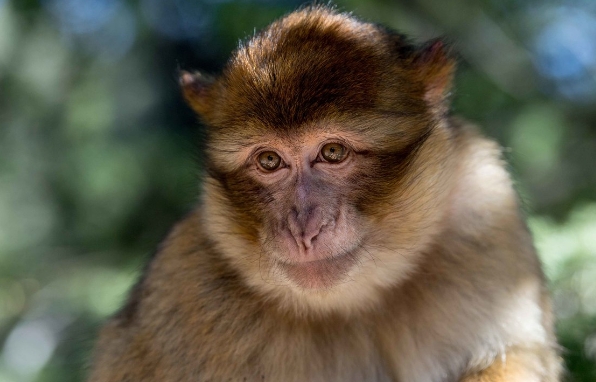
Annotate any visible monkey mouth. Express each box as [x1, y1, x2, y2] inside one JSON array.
[[276, 251, 358, 290]]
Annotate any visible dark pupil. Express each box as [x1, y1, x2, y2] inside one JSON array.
[[260, 152, 279, 170], [329, 147, 335, 153]]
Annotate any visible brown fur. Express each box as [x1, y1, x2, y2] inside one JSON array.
[[88, 6, 561, 382]]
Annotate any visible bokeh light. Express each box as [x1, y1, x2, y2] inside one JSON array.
[[141, 0, 210, 41], [42, 0, 122, 35], [42, 0, 137, 62], [532, 6, 596, 101], [3, 319, 60, 380]]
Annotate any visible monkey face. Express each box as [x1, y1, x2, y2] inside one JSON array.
[[202, 114, 453, 307], [231, 131, 367, 290], [185, 7, 457, 310]]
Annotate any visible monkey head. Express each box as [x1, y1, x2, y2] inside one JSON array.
[[181, 7, 457, 314]]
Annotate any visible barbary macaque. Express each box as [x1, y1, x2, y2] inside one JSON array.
[[87, 6, 562, 382]]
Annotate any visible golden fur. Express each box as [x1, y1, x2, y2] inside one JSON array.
[[88, 6, 562, 382]]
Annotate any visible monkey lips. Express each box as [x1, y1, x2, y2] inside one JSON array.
[[269, 206, 363, 289]]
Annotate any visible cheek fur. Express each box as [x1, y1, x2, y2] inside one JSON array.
[[348, 150, 424, 216], [209, 166, 276, 242]]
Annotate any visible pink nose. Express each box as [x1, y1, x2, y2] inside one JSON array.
[[287, 207, 325, 251]]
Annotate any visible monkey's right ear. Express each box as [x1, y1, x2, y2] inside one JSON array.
[[179, 71, 215, 117]]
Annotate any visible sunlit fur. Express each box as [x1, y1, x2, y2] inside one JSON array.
[[88, 6, 562, 382]]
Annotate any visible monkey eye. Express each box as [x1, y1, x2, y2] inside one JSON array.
[[320, 143, 347, 163], [257, 151, 282, 171]]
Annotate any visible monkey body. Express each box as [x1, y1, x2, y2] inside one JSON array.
[[89, 126, 560, 382], [88, 7, 561, 382]]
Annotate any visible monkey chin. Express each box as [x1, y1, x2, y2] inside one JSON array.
[[276, 251, 359, 290]]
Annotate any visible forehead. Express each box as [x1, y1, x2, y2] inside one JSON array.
[[210, 10, 394, 131], [208, 113, 429, 163], [211, 119, 368, 149]]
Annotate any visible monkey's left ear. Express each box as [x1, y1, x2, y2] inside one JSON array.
[[411, 39, 455, 109], [179, 70, 215, 118]]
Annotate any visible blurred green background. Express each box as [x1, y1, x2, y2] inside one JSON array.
[[0, 0, 595, 381]]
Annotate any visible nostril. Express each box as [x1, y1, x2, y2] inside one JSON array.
[[302, 222, 326, 249], [287, 206, 330, 252], [303, 234, 317, 249]]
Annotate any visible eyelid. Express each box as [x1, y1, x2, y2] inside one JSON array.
[[317, 138, 354, 151]]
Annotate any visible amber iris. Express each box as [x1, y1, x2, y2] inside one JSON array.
[[321, 143, 347, 162], [258, 151, 282, 171]]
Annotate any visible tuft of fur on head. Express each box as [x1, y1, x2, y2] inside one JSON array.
[[182, 6, 455, 132], [184, 6, 458, 316]]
